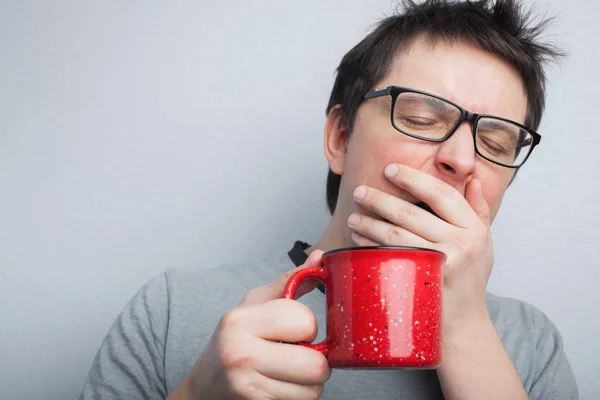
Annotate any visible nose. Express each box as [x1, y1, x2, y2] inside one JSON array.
[[434, 122, 476, 183]]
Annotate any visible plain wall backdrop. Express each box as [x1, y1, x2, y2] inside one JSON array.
[[1, 0, 598, 399]]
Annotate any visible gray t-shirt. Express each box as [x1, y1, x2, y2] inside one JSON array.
[[79, 249, 578, 399]]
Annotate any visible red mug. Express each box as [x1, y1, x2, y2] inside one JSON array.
[[284, 246, 446, 369]]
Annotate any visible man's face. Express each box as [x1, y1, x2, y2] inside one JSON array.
[[334, 37, 527, 228]]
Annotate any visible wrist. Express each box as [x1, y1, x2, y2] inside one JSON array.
[[442, 311, 496, 354], [443, 288, 490, 335], [437, 309, 527, 400]]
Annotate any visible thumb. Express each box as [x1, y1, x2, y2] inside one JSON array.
[[241, 250, 324, 306], [465, 178, 491, 226]]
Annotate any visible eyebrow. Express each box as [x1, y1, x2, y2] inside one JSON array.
[[424, 97, 450, 112], [401, 94, 450, 113], [484, 120, 519, 131], [480, 120, 522, 144]]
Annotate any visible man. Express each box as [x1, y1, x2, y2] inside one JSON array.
[[80, 0, 578, 399]]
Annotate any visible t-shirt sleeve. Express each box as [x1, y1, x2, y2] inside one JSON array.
[[79, 273, 170, 400], [528, 309, 579, 400]]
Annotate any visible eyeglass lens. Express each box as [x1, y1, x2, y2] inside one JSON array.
[[393, 91, 534, 166]]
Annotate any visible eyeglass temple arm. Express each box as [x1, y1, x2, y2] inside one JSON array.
[[363, 86, 393, 99]]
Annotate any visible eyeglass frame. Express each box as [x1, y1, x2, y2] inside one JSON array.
[[363, 86, 542, 168]]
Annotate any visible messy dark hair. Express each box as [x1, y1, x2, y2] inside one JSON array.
[[325, 0, 564, 214]]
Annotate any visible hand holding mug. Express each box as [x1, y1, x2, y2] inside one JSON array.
[[173, 251, 331, 400]]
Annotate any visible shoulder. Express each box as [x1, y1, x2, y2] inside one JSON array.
[[80, 249, 298, 398], [162, 249, 294, 303], [486, 292, 559, 344], [486, 293, 578, 398], [486, 292, 563, 363]]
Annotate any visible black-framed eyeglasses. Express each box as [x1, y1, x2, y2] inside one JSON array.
[[363, 86, 541, 168]]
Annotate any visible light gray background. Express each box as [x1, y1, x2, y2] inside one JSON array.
[[0, 1, 598, 399]]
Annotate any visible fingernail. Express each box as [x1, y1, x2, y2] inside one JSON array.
[[351, 231, 361, 241], [348, 213, 361, 227], [353, 186, 367, 200], [385, 164, 399, 178]]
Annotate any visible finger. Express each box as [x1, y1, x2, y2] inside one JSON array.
[[240, 298, 318, 343], [241, 250, 324, 306], [352, 185, 450, 243], [231, 370, 325, 400], [349, 213, 435, 248], [255, 341, 331, 385], [384, 163, 480, 228], [464, 178, 491, 226], [350, 230, 381, 246]]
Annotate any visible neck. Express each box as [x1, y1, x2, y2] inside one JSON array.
[[306, 210, 352, 256]]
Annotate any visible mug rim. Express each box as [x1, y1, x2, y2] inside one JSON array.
[[322, 245, 445, 257]]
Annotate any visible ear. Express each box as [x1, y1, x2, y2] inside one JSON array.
[[324, 105, 349, 176]]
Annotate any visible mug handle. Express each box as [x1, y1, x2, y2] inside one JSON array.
[[283, 267, 328, 356]]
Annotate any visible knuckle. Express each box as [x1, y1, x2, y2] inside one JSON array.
[[386, 225, 404, 244], [476, 226, 490, 242], [241, 290, 255, 305], [370, 189, 383, 208], [243, 379, 270, 400], [241, 287, 263, 304], [454, 234, 474, 259], [219, 308, 246, 332], [479, 204, 492, 220], [394, 205, 417, 223], [228, 373, 260, 399], [219, 343, 254, 371], [282, 267, 299, 282]]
